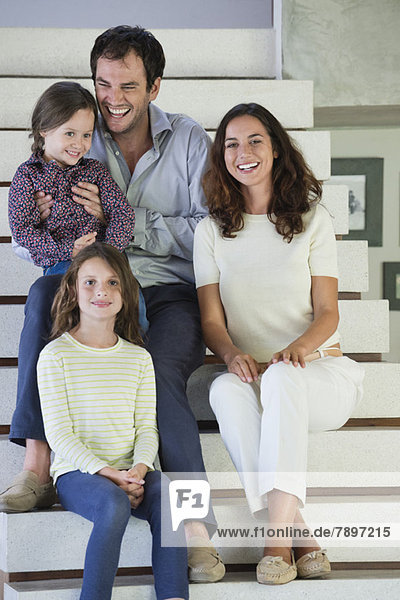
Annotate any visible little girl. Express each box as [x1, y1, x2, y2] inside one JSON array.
[[37, 242, 188, 600], [8, 81, 148, 331]]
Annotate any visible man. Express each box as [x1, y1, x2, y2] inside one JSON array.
[[1, 26, 224, 582]]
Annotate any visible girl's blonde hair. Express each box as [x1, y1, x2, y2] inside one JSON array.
[[51, 243, 143, 346]]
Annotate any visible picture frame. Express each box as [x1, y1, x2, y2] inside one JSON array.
[[383, 262, 400, 311], [330, 158, 384, 246]]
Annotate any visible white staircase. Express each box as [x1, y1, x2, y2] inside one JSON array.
[[0, 26, 399, 600]]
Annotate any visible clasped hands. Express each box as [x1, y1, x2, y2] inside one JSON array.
[[226, 342, 309, 384], [98, 465, 148, 509]]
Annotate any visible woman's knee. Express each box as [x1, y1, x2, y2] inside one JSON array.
[[261, 361, 303, 388], [260, 362, 305, 408], [209, 372, 247, 412], [210, 373, 261, 435]]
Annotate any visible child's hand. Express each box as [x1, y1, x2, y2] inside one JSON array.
[[123, 465, 148, 509], [72, 232, 97, 257], [127, 463, 148, 483]]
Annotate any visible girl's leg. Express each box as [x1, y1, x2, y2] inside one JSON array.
[[133, 471, 188, 600], [57, 471, 131, 600], [209, 372, 264, 513]]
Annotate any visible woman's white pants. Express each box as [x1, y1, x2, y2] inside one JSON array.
[[210, 357, 364, 514]]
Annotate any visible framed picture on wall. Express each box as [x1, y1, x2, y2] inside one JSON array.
[[329, 158, 383, 246], [383, 262, 400, 311]]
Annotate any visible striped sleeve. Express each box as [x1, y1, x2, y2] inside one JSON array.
[[37, 348, 108, 475], [132, 354, 158, 469]]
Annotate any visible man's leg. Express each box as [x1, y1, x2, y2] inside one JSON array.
[[143, 284, 205, 473], [0, 275, 62, 512], [142, 284, 225, 582]]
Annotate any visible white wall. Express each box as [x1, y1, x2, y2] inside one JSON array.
[[0, 0, 273, 28], [330, 128, 400, 362]]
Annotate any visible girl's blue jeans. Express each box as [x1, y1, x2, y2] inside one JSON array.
[[56, 469, 188, 600], [44, 260, 149, 334]]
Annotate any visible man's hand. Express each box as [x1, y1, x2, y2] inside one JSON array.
[[72, 182, 106, 224], [35, 191, 54, 221], [72, 232, 97, 258]]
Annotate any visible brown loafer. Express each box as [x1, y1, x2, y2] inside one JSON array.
[[0, 471, 58, 513], [296, 549, 331, 579], [187, 536, 225, 583], [257, 554, 297, 585]]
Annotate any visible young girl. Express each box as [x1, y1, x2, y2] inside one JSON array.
[[8, 81, 135, 273], [8, 80, 148, 330], [36, 242, 188, 600]]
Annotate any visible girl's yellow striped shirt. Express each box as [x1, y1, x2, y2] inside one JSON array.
[[37, 332, 158, 482]]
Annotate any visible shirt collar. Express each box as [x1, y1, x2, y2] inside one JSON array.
[[28, 152, 85, 172]]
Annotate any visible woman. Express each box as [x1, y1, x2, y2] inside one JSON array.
[[193, 103, 364, 585]]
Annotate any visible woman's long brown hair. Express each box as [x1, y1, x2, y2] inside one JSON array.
[[203, 103, 322, 242]]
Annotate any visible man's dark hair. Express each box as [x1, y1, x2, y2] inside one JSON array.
[[90, 25, 166, 91]]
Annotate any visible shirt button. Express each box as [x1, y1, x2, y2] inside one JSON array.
[[115, 151, 120, 156]]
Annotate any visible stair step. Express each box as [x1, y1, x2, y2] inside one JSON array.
[[187, 362, 400, 422], [200, 430, 400, 480], [0, 183, 349, 238], [0, 124, 329, 184], [322, 184, 349, 234], [1, 497, 400, 573], [4, 571, 400, 600], [1, 428, 399, 492], [0, 238, 367, 297], [0, 79, 313, 132], [2, 361, 400, 430], [0, 300, 390, 359], [0, 28, 277, 79]]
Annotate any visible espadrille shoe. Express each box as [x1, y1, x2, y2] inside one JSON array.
[[188, 536, 225, 582], [296, 549, 331, 579], [257, 553, 297, 585], [0, 471, 58, 513]]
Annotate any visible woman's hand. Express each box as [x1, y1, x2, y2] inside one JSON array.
[[72, 232, 97, 257], [271, 343, 309, 368], [226, 351, 261, 383], [72, 182, 106, 224]]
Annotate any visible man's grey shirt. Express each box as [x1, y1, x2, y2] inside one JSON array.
[[88, 103, 211, 288]]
